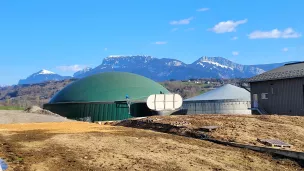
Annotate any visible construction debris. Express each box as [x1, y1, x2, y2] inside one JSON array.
[[199, 126, 220, 132], [172, 121, 191, 127], [95, 121, 116, 125], [257, 138, 292, 148]]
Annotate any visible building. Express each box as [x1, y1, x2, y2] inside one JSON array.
[[182, 84, 251, 114], [43, 72, 170, 122], [247, 62, 304, 115]]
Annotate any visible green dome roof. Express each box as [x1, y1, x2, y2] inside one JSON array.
[[49, 72, 169, 103]]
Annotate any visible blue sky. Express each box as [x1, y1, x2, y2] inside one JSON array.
[[1, 0, 304, 85]]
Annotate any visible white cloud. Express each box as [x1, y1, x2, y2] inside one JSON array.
[[210, 19, 247, 33], [104, 48, 108, 51], [282, 47, 289, 52], [185, 28, 195, 31], [56, 65, 86, 72], [197, 8, 209, 12], [171, 28, 178, 32], [248, 28, 301, 39], [232, 51, 239, 56], [154, 41, 167, 45], [231, 36, 238, 40], [170, 17, 193, 25]]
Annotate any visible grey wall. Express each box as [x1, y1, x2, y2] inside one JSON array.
[[250, 77, 304, 116], [182, 100, 251, 115]]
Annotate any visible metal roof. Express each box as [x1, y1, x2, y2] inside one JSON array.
[[49, 72, 169, 103], [185, 84, 250, 101], [247, 62, 304, 82]]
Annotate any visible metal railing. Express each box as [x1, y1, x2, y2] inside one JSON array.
[[249, 103, 268, 115]]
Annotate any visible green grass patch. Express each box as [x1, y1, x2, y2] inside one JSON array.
[[0, 106, 25, 110]]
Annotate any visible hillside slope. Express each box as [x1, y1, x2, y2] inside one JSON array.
[[0, 79, 241, 107]]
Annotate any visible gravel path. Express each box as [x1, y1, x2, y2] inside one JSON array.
[[0, 110, 71, 124]]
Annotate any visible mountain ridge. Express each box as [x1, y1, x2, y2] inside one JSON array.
[[18, 56, 293, 85], [75, 55, 290, 81], [18, 69, 72, 85]]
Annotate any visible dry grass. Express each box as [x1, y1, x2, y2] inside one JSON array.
[[144, 114, 304, 152], [0, 122, 302, 171]]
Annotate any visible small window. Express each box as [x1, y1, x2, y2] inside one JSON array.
[[261, 93, 268, 99]]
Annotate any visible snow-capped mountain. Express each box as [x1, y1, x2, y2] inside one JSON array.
[[74, 55, 190, 80], [0, 85, 9, 88], [17, 56, 291, 85], [18, 69, 72, 85], [73, 67, 93, 77], [73, 55, 288, 81], [190, 57, 266, 78]]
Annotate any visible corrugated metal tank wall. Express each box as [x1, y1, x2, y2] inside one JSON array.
[[44, 102, 151, 122], [44, 101, 161, 122], [182, 100, 251, 114]]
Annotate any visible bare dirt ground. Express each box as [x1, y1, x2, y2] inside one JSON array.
[[0, 110, 70, 124], [118, 114, 304, 152], [0, 121, 303, 171]]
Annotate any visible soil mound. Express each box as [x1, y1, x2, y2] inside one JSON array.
[[24, 106, 62, 117]]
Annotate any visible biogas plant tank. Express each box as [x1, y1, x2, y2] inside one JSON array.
[[182, 84, 252, 115], [43, 72, 170, 122]]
